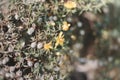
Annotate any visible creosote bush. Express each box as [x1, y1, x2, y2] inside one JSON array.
[[0, 0, 112, 80]]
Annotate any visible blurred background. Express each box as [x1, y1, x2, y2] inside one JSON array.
[[67, 1, 120, 80]]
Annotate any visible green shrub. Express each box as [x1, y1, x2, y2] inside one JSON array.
[[0, 0, 112, 79]]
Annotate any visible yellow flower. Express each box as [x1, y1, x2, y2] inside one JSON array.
[[64, 1, 77, 9], [62, 21, 70, 31], [55, 32, 65, 48], [44, 41, 53, 51]]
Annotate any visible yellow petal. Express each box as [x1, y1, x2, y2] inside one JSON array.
[[55, 32, 65, 48], [64, 1, 77, 9], [44, 41, 53, 51], [62, 21, 70, 31]]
